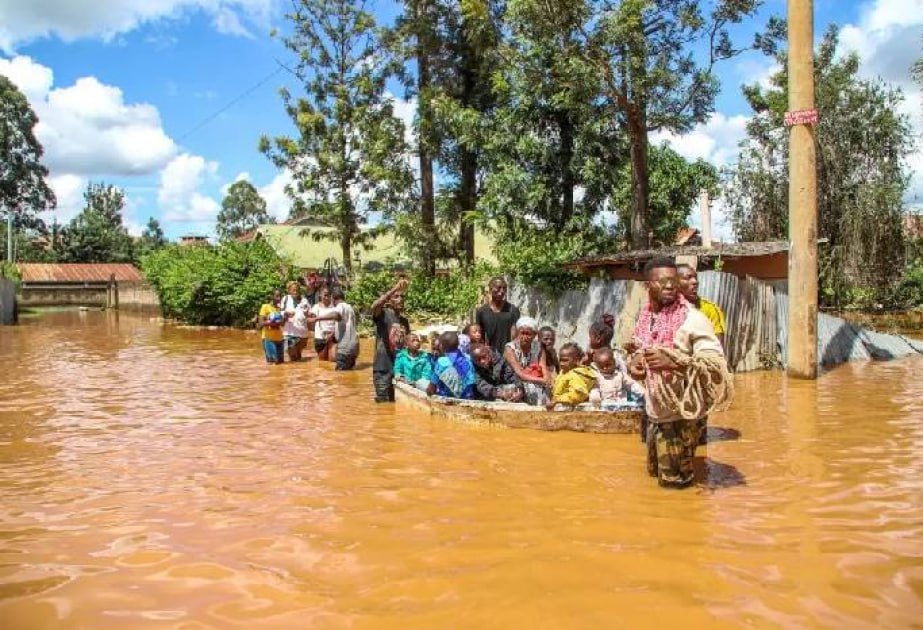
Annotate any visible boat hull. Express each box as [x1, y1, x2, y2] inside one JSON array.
[[394, 381, 643, 434]]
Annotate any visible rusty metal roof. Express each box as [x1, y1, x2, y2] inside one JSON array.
[[566, 241, 789, 270], [16, 263, 144, 283]]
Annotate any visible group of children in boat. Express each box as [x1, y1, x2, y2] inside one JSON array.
[[393, 316, 645, 411]]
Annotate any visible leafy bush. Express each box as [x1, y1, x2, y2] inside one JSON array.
[[0, 261, 21, 283], [142, 240, 290, 326], [493, 228, 591, 295], [890, 254, 923, 309], [348, 262, 497, 323]]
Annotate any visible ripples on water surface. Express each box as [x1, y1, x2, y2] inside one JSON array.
[[1, 310, 921, 629]]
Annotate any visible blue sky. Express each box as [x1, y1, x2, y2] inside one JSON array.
[[0, 0, 920, 241]]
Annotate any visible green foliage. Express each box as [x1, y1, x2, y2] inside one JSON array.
[[349, 262, 496, 322], [514, 0, 761, 248], [612, 144, 718, 245], [138, 217, 167, 259], [0, 75, 56, 223], [493, 223, 596, 294], [0, 260, 21, 282], [142, 240, 290, 327], [216, 180, 273, 242], [262, 0, 414, 272], [890, 240, 923, 308], [62, 182, 135, 263], [722, 26, 913, 307]]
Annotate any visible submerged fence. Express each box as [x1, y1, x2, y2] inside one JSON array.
[[511, 271, 923, 373]]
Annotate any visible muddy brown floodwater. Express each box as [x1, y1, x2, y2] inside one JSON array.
[[1, 310, 922, 629]]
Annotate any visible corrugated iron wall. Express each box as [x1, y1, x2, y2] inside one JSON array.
[[511, 272, 921, 373]]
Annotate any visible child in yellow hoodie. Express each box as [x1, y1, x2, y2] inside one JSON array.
[[546, 342, 598, 409]]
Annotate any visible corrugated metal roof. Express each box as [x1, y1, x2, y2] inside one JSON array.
[[567, 241, 789, 269], [17, 263, 143, 283]]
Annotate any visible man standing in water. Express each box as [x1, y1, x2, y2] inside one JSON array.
[[475, 277, 521, 355], [628, 257, 731, 489], [371, 278, 410, 402], [676, 264, 726, 348], [676, 263, 727, 445]]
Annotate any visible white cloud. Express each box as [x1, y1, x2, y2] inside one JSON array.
[[47, 174, 87, 224], [0, 55, 177, 176], [650, 113, 750, 167], [257, 169, 292, 222], [0, 0, 276, 51], [158, 153, 221, 224], [213, 7, 253, 38], [387, 92, 417, 147], [838, 0, 923, 206]]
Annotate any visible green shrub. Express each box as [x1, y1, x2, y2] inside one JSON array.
[[348, 262, 497, 324], [0, 261, 21, 283], [142, 240, 290, 327]]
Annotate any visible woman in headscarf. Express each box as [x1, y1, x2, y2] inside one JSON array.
[[502, 316, 550, 406]]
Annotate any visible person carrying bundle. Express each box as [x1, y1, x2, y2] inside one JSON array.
[[627, 257, 733, 489]]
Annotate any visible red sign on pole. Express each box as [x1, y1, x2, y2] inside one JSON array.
[[784, 109, 819, 127]]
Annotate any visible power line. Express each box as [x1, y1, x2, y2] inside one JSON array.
[[177, 65, 285, 142]]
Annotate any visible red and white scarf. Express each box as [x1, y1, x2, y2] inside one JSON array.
[[633, 295, 689, 350]]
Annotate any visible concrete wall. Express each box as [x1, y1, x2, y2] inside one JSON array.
[[0, 278, 15, 324], [17, 281, 160, 311]]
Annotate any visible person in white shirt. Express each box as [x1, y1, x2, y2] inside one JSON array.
[[307, 286, 360, 370], [309, 287, 338, 361], [281, 281, 310, 362]]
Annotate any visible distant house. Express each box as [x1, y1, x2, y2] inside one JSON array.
[[15, 263, 157, 309], [240, 222, 497, 272], [904, 213, 923, 240], [178, 235, 209, 246]]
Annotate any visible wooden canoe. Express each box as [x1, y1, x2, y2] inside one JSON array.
[[393, 381, 643, 434]]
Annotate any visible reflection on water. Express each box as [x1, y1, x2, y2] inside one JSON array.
[[1, 310, 921, 629]]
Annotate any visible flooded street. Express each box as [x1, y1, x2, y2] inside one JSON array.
[[1, 310, 922, 629]]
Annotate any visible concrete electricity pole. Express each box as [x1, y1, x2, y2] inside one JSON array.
[[786, 0, 818, 379]]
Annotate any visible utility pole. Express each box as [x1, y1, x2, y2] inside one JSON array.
[[786, 0, 818, 379], [5, 209, 12, 264]]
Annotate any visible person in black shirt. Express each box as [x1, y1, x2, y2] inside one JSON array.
[[471, 343, 524, 402], [475, 277, 521, 355], [371, 277, 410, 402]]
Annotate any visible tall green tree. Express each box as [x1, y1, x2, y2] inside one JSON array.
[[216, 180, 273, 242], [516, 0, 762, 249], [389, 0, 448, 277], [477, 0, 618, 237], [138, 216, 167, 258], [1, 75, 56, 260], [722, 26, 913, 306], [62, 182, 135, 263], [261, 0, 414, 272]]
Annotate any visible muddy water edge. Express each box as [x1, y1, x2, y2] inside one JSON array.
[[1, 310, 921, 629]]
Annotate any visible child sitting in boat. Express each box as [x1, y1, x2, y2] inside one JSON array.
[[538, 326, 559, 377], [459, 323, 484, 357], [546, 342, 598, 410], [588, 347, 644, 410], [585, 313, 616, 366], [394, 333, 432, 391], [470, 343, 524, 402], [427, 331, 476, 399]]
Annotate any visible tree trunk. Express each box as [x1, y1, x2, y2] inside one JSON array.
[[417, 7, 436, 278], [559, 110, 575, 230], [459, 147, 477, 267], [628, 108, 650, 249]]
